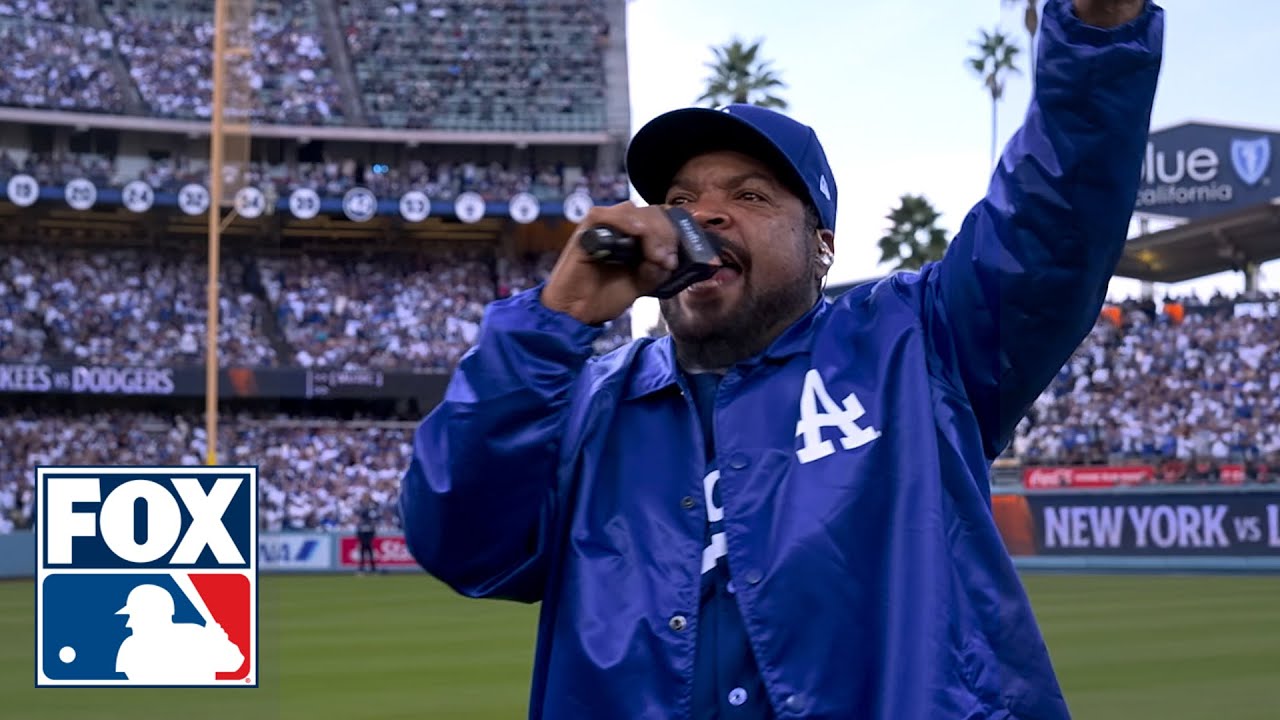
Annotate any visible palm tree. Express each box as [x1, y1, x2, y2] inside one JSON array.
[[967, 28, 1021, 170], [1002, 0, 1039, 79], [877, 194, 950, 272], [697, 38, 788, 110]]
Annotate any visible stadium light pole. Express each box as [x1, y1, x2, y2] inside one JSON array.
[[206, 0, 230, 466]]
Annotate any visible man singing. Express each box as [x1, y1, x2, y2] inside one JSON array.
[[401, 1, 1164, 717]]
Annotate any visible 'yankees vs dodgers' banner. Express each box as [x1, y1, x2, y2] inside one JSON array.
[[994, 491, 1280, 557], [35, 467, 258, 687]]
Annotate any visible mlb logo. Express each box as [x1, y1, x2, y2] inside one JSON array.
[[35, 466, 258, 687]]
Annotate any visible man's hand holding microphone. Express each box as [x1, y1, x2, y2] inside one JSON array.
[[540, 203, 721, 326]]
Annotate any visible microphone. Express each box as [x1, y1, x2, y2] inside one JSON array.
[[580, 225, 642, 267], [578, 207, 722, 299]]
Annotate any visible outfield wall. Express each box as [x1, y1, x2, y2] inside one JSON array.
[[0, 531, 34, 578], [3, 486, 1278, 579], [992, 485, 1280, 571], [0, 531, 423, 579]]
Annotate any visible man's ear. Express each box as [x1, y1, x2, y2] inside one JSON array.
[[815, 229, 835, 278]]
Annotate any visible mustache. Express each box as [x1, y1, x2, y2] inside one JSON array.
[[705, 230, 748, 270]]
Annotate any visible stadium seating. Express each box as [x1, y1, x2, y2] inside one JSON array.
[[0, 242, 633, 370], [101, 0, 347, 124], [0, 410, 410, 533], [3, 0, 1274, 532], [0, 0, 611, 130], [257, 248, 494, 372], [0, 151, 115, 188], [3, 288, 1278, 533], [340, 0, 610, 131], [1011, 295, 1280, 468], [0, 0, 78, 23], [0, 245, 278, 367], [0, 15, 126, 113]]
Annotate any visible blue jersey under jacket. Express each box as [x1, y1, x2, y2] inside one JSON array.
[[400, 2, 1165, 717]]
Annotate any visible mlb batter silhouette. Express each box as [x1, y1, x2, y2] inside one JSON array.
[[114, 584, 244, 683]]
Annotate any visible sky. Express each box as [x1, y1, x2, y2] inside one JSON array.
[[619, 0, 1280, 336]]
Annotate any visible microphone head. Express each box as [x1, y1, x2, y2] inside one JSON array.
[[580, 225, 641, 265]]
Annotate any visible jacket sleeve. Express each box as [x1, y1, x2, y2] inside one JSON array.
[[399, 285, 602, 602], [923, 0, 1164, 460]]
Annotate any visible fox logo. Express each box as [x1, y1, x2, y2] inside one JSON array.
[[35, 467, 258, 687]]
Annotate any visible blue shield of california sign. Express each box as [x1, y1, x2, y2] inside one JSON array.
[[35, 466, 258, 687], [1231, 136, 1271, 187], [1137, 122, 1279, 219]]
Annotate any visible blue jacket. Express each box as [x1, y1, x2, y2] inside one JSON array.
[[400, 2, 1165, 717]]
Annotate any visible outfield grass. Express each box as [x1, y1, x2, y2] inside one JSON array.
[[1, 573, 1276, 719]]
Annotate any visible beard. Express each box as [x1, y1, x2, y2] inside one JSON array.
[[659, 237, 819, 372]]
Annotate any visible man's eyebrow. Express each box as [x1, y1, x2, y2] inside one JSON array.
[[667, 171, 779, 193]]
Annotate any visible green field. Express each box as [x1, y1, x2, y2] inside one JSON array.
[[2, 573, 1276, 719]]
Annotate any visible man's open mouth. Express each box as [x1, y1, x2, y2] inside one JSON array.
[[687, 260, 742, 294]]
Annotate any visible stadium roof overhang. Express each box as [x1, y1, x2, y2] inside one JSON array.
[[1115, 198, 1280, 283]]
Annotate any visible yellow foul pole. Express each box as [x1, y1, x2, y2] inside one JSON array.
[[206, 0, 229, 466]]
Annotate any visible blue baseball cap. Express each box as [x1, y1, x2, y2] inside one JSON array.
[[625, 103, 837, 231]]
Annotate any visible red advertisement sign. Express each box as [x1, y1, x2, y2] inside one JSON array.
[[338, 535, 418, 568], [1219, 464, 1246, 485], [1024, 464, 1255, 489], [1023, 466, 1155, 490]]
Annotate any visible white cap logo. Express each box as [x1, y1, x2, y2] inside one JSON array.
[[819, 175, 830, 201]]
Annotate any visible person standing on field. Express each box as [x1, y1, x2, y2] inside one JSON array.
[[356, 501, 378, 574], [401, 1, 1164, 717]]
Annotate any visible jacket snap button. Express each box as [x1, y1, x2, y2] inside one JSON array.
[[744, 569, 763, 585], [729, 453, 749, 470], [668, 615, 688, 631], [681, 496, 696, 510], [783, 694, 805, 712]]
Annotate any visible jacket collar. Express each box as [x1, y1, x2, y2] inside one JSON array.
[[622, 296, 831, 400]]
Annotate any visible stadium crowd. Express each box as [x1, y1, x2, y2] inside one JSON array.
[[4, 291, 1280, 533], [340, 0, 610, 131], [103, 0, 347, 124], [0, 0, 77, 23], [0, 246, 278, 367], [0, 150, 631, 204], [0, 243, 632, 369], [259, 248, 629, 371], [0, 16, 126, 113], [240, 157, 630, 203], [0, 410, 411, 533], [258, 249, 493, 372], [1012, 293, 1280, 475], [1, 0, 611, 132]]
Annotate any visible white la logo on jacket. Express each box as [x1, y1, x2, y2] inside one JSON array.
[[795, 369, 881, 464], [701, 369, 882, 574]]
